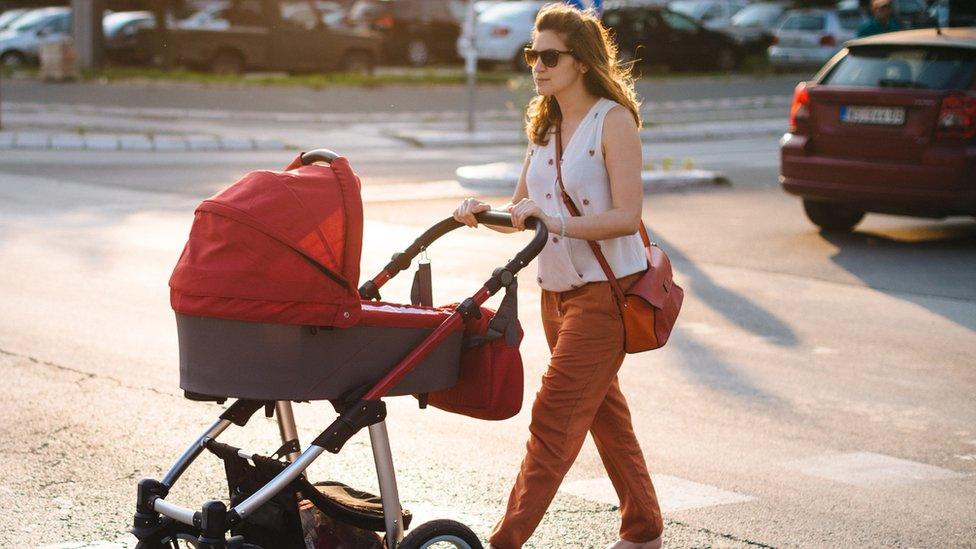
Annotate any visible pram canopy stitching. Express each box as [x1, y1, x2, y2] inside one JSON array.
[[170, 155, 364, 328]]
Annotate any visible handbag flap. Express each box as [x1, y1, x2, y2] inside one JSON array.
[[625, 244, 675, 309]]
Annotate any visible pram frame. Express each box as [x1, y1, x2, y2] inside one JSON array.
[[134, 150, 549, 549]]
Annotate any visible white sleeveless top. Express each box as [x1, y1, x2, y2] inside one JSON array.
[[526, 97, 646, 292]]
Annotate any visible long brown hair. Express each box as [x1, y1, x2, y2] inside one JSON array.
[[526, 4, 641, 145]]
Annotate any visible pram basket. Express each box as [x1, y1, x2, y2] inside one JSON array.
[[132, 150, 548, 549]]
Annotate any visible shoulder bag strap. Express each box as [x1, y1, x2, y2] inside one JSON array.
[[554, 125, 635, 306]]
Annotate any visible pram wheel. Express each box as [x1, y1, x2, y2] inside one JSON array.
[[394, 519, 483, 549]]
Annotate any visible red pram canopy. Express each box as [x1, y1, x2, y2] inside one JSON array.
[[170, 155, 364, 328]]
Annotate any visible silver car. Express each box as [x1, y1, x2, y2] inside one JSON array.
[[768, 8, 863, 69], [0, 7, 72, 67]]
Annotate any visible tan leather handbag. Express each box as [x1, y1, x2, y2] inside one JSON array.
[[555, 126, 683, 352]]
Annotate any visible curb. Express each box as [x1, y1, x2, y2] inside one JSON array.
[[0, 131, 289, 152], [456, 162, 730, 194], [395, 119, 785, 148]]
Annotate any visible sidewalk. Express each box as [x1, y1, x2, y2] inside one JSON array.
[[394, 118, 785, 148]]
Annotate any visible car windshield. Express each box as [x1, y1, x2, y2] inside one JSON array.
[[9, 9, 59, 31], [731, 3, 784, 28], [103, 13, 152, 37], [824, 46, 976, 90], [668, 0, 709, 19], [779, 12, 825, 31], [480, 1, 539, 22], [0, 9, 26, 29]]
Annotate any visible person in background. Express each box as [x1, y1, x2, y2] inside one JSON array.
[[857, 0, 903, 37]]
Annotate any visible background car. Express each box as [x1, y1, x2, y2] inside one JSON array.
[[0, 6, 71, 67], [346, 0, 464, 66], [103, 10, 156, 65], [0, 7, 28, 31], [603, 3, 745, 71], [780, 28, 976, 231], [726, 1, 794, 55], [768, 8, 863, 70], [667, 0, 747, 34], [463, 0, 544, 71], [837, 0, 933, 29]]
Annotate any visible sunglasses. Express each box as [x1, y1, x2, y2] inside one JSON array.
[[523, 48, 574, 68]]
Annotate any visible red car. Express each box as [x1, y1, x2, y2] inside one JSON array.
[[780, 28, 976, 231]]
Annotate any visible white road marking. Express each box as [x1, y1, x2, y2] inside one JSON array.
[[812, 346, 839, 355], [790, 452, 969, 487], [560, 475, 755, 513]]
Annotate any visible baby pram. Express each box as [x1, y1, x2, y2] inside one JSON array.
[[130, 150, 547, 549]]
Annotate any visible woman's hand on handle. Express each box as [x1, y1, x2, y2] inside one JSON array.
[[507, 198, 552, 232], [453, 198, 491, 228]]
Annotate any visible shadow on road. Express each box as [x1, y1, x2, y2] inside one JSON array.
[[822, 220, 976, 332], [649, 231, 795, 407]]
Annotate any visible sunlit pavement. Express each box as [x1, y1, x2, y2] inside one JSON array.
[[1, 139, 974, 547]]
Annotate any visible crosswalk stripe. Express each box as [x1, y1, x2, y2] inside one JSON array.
[[789, 452, 969, 487], [560, 475, 755, 513]]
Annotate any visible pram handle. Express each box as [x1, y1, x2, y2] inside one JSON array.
[[299, 149, 340, 165], [360, 211, 548, 299]]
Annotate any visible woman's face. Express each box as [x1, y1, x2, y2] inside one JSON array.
[[530, 30, 586, 97]]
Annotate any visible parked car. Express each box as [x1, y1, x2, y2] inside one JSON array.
[[780, 28, 976, 231], [346, 0, 464, 66], [837, 0, 933, 30], [103, 10, 156, 65], [0, 6, 71, 67], [149, 0, 381, 75], [726, 1, 793, 55], [667, 0, 747, 34], [0, 8, 28, 31], [602, 3, 745, 71], [768, 8, 863, 70], [462, 0, 544, 71]]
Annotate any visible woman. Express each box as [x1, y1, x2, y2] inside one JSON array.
[[453, 4, 664, 549]]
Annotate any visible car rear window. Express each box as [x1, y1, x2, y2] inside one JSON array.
[[823, 46, 976, 90], [780, 13, 825, 31]]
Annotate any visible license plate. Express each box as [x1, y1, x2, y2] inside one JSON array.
[[840, 106, 906, 126]]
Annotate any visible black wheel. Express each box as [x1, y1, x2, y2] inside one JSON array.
[[211, 49, 244, 76], [137, 534, 264, 548], [396, 519, 482, 549], [802, 199, 865, 232], [1, 50, 26, 68], [343, 50, 375, 75], [716, 47, 736, 71], [406, 38, 430, 67]]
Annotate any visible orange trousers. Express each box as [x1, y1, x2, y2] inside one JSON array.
[[489, 274, 664, 548]]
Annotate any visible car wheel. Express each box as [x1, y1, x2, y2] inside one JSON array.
[[211, 49, 244, 76], [406, 38, 430, 67], [802, 199, 865, 232], [342, 50, 375, 75], [1, 50, 26, 68], [716, 47, 736, 72]]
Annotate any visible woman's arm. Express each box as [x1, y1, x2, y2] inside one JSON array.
[[510, 106, 644, 239]]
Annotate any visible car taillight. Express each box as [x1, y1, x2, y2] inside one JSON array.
[[789, 81, 810, 133], [819, 34, 836, 46], [936, 92, 976, 139], [373, 14, 394, 29], [771, 34, 779, 45], [491, 26, 510, 37]]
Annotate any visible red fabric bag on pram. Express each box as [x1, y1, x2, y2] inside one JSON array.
[[425, 281, 524, 421]]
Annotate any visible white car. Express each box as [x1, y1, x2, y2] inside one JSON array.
[[768, 8, 863, 69], [668, 0, 747, 33], [459, 0, 545, 70], [0, 7, 71, 67]]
